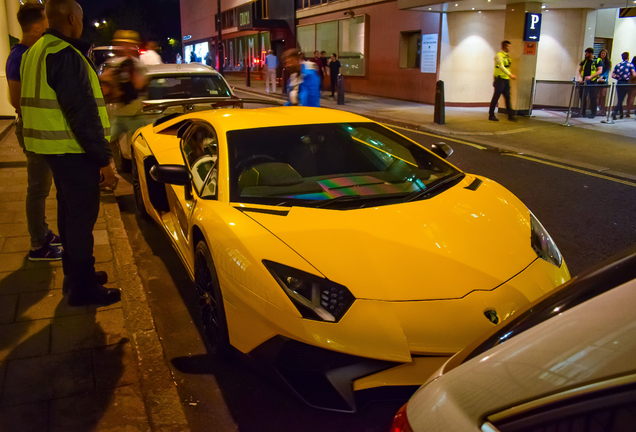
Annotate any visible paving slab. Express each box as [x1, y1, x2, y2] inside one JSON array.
[[0, 253, 29, 272], [2, 236, 31, 253], [0, 211, 14, 224], [16, 290, 87, 321], [1, 349, 93, 406], [0, 401, 48, 432], [93, 341, 138, 389], [49, 385, 151, 432], [0, 294, 18, 324], [0, 319, 50, 361], [50, 308, 127, 354], [0, 268, 55, 294]]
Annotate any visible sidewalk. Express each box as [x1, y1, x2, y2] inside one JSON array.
[[0, 122, 189, 431], [225, 75, 636, 180]]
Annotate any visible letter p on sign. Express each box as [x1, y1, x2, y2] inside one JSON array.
[[531, 14, 540, 29], [524, 13, 542, 42]]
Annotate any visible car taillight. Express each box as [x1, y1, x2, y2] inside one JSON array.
[[391, 403, 414, 432]]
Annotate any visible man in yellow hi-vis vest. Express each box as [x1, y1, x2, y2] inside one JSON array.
[[489, 40, 517, 122], [20, 0, 120, 307], [576, 47, 603, 119]]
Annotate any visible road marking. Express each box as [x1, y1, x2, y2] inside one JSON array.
[[506, 154, 636, 187], [387, 123, 636, 188], [385, 124, 488, 150]]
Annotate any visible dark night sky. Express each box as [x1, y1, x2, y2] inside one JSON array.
[[77, 0, 181, 47]]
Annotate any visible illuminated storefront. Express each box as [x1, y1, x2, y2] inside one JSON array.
[[181, 0, 295, 75]]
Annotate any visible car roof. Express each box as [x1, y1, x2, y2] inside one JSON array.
[[145, 63, 220, 76], [407, 276, 636, 429], [155, 107, 373, 133]]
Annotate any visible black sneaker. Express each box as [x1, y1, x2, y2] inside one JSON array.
[[508, 117, 518, 122], [44, 230, 62, 246], [62, 271, 109, 295], [29, 244, 63, 261], [489, 116, 499, 122], [67, 285, 121, 307]]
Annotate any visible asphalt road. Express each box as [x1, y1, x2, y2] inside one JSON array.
[[113, 116, 636, 432]]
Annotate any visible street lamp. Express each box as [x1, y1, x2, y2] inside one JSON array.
[[94, 22, 99, 27]]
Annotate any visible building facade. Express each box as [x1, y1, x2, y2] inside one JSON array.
[[180, 0, 295, 74], [183, 0, 636, 109]]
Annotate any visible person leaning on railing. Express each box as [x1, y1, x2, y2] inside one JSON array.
[[611, 52, 636, 120]]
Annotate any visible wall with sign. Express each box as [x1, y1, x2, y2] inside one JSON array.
[[438, 10, 504, 104], [297, 1, 441, 104], [536, 9, 597, 81]]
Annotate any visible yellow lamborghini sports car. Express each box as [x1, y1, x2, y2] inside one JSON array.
[[130, 106, 570, 412]]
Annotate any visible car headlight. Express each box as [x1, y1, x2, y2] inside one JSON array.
[[530, 212, 562, 267], [263, 260, 355, 322]]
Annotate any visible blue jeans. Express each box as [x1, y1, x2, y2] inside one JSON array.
[[15, 118, 53, 248]]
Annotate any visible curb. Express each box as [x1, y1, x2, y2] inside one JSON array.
[[0, 120, 15, 142], [231, 84, 636, 183], [101, 192, 190, 432]]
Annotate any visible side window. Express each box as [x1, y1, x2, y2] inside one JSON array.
[[181, 122, 218, 198]]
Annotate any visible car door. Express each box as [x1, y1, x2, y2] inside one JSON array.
[[161, 121, 219, 267]]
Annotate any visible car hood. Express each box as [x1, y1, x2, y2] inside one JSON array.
[[241, 176, 539, 301]]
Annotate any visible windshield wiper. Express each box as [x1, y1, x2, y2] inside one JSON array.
[[315, 195, 362, 208], [405, 173, 465, 202]]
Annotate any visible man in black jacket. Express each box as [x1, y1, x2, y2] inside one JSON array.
[[21, 0, 120, 307]]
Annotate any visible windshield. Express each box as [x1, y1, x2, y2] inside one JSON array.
[[227, 122, 462, 208], [147, 75, 232, 100]]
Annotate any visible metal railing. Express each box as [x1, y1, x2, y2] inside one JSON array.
[[529, 79, 636, 127]]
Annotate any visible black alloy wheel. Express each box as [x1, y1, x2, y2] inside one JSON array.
[[194, 241, 230, 356], [131, 151, 149, 219]]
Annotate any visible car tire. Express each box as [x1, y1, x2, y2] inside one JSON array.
[[194, 240, 230, 357], [131, 151, 150, 220], [120, 156, 132, 174]]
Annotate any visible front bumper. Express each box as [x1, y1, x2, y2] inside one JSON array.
[[228, 258, 569, 411]]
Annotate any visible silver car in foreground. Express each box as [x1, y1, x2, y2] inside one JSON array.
[[392, 246, 636, 432], [108, 63, 237, 172]]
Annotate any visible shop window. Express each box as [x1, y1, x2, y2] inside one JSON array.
[[399, 31, 421, 69], [339, 16, 365, 76], [316, 21, 338, 58], [297, 16, 366, 76], [297, 25, 316, 58]]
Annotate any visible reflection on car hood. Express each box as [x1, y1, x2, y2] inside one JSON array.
[[243, 176, 539, 301]]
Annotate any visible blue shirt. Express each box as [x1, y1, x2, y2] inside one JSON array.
[[265, 54, 278, 69], [5, 43, 28, 82], [613, 60, 636, 82]]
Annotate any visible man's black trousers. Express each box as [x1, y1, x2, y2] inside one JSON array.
[[613, 84, 629, 117], [489, 77, 514, 118], [579, 83, 599, 116], [44, 154, 100, 290]]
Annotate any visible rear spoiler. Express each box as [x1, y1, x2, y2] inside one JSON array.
[[141, 97, 283, 113]]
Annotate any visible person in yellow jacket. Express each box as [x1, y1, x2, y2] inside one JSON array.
[[20, 0, 120, 307], [489, 40, 517, 122], [575, 47, 603, 118]]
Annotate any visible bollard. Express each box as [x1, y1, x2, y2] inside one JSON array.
[[434, 80, 445, 125], [560, 81, 577, 127], [281, 67, 287, 95], [246, 61, 251, 87], [528, 77, 537, 117], [601, 82, 616, 124], [337, 74, 345, 105]]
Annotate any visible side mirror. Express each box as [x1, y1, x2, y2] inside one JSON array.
[[149, 164, 191, 185], [431, 142, 453, 159]]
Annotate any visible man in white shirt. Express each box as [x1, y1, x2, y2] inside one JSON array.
[[140, 41, 162, 65], [264, 50, 278, 93]]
